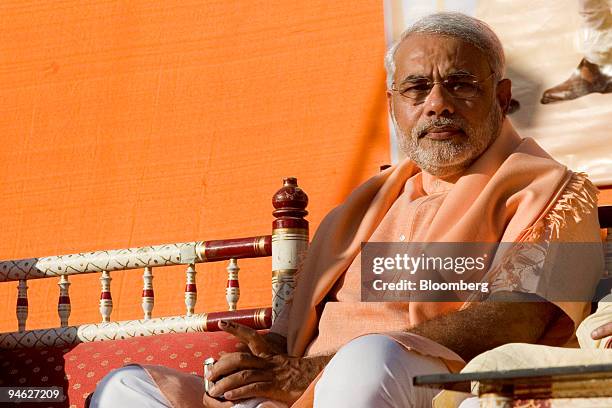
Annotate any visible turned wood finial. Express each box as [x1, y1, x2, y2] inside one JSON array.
[[271, 178, 310, 322], [272, 177, 309, 229]]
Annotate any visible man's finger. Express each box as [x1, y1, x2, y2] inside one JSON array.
[[208, 352, 269, 381], [202, 392, 233, 408], [234, 342, 250, 353], [209, 369, 273, 398], [222, 381, 274, 401], [591, 322, 612, 340], [219, 320, 272, 357]]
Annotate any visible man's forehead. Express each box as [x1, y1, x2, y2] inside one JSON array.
[[393, 33, 489, 78]]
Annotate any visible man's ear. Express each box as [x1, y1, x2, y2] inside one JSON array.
[[496, 78, 512, 115], [387, 90, 394, 117]]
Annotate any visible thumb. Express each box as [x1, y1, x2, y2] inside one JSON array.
[[591, 322, 612, 340]]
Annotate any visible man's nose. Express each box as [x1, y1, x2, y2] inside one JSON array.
[[424, 84, 455, 117]]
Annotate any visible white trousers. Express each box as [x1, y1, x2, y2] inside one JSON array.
[[578, 0, 612, 65], [313, 334, 449, 408], [91, 334, 449, 408], [89, 365, 287, 408], [457, 397, 480, 408], [90, 365, 173, 408]]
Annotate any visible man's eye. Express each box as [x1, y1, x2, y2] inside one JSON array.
[[412, 83, 431, 91], [447, 81, 478, 93], [402, 83, 430, 93]]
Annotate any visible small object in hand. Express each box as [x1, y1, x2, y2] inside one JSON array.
[[203, 357, 226, 401]]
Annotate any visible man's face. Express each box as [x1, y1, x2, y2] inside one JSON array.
[[388, 34, 510, 178]]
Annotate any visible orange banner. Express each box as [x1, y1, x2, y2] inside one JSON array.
[[0, 1, 390, 332]]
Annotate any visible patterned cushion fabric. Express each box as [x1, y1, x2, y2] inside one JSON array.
[[511, 398, 612, 407], [0, 330, 242, 408]]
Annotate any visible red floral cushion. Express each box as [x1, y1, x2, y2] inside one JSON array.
[[0, 331, 243, 408]]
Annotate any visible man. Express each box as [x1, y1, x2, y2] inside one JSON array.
[[91, 12, 604, 408], [455, 291, 612, 408], [541, 0, 611, 103], [586, 294, 612, 348]]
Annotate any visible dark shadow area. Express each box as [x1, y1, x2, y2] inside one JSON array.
[[0, 345, 72, 407], [504, 64, 545, 129]]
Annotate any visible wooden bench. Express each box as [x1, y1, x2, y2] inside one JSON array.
[[0, 178, 308, 407]]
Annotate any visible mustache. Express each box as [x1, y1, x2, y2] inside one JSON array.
[[413, 117, 467, 139]]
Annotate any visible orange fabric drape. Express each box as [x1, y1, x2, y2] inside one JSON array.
[[0, 1, 389, 332]]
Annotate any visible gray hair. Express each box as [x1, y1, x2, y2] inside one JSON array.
[[385, 12, 505, 88]]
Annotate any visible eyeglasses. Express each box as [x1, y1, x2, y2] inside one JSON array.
[[390, 72, 496, 103]]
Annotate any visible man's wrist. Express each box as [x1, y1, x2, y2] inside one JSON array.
[[263, 332, 288, 354], [302, 354, 334, 379]]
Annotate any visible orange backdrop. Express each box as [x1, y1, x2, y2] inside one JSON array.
[[0, 1, 390, 332]]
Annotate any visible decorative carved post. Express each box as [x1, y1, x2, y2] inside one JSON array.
[[142, 267, 154, 319], [16, 280, 28, 332], [226, 258, 240, 311], [99, 270, 112, 322], [271, 177, 309, 322], [185, 263, 197, 316], [58, 275, 71, 327]]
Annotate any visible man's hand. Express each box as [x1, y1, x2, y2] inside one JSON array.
[[202, 392, 233, 408], [592, 322, 612, 340], [205, 320, 331, 404]]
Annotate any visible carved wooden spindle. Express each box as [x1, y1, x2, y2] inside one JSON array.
[[16, 280, 28, 332], [99, 270, 113, 322], [58, 275, 71, 327], [185, 263, 197, 316], [271, 177, 309, 322], [226, 258, 240, 311], [142, 266, 154, 319]]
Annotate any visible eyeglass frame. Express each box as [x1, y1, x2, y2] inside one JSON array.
[[389, 71, 497, 103]]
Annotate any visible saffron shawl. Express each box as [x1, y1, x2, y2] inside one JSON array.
[[139, 119, 600, 408], [281, 119, 597, 358]]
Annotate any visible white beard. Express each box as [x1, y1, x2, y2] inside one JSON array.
[[394, 101, 503, 177]]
